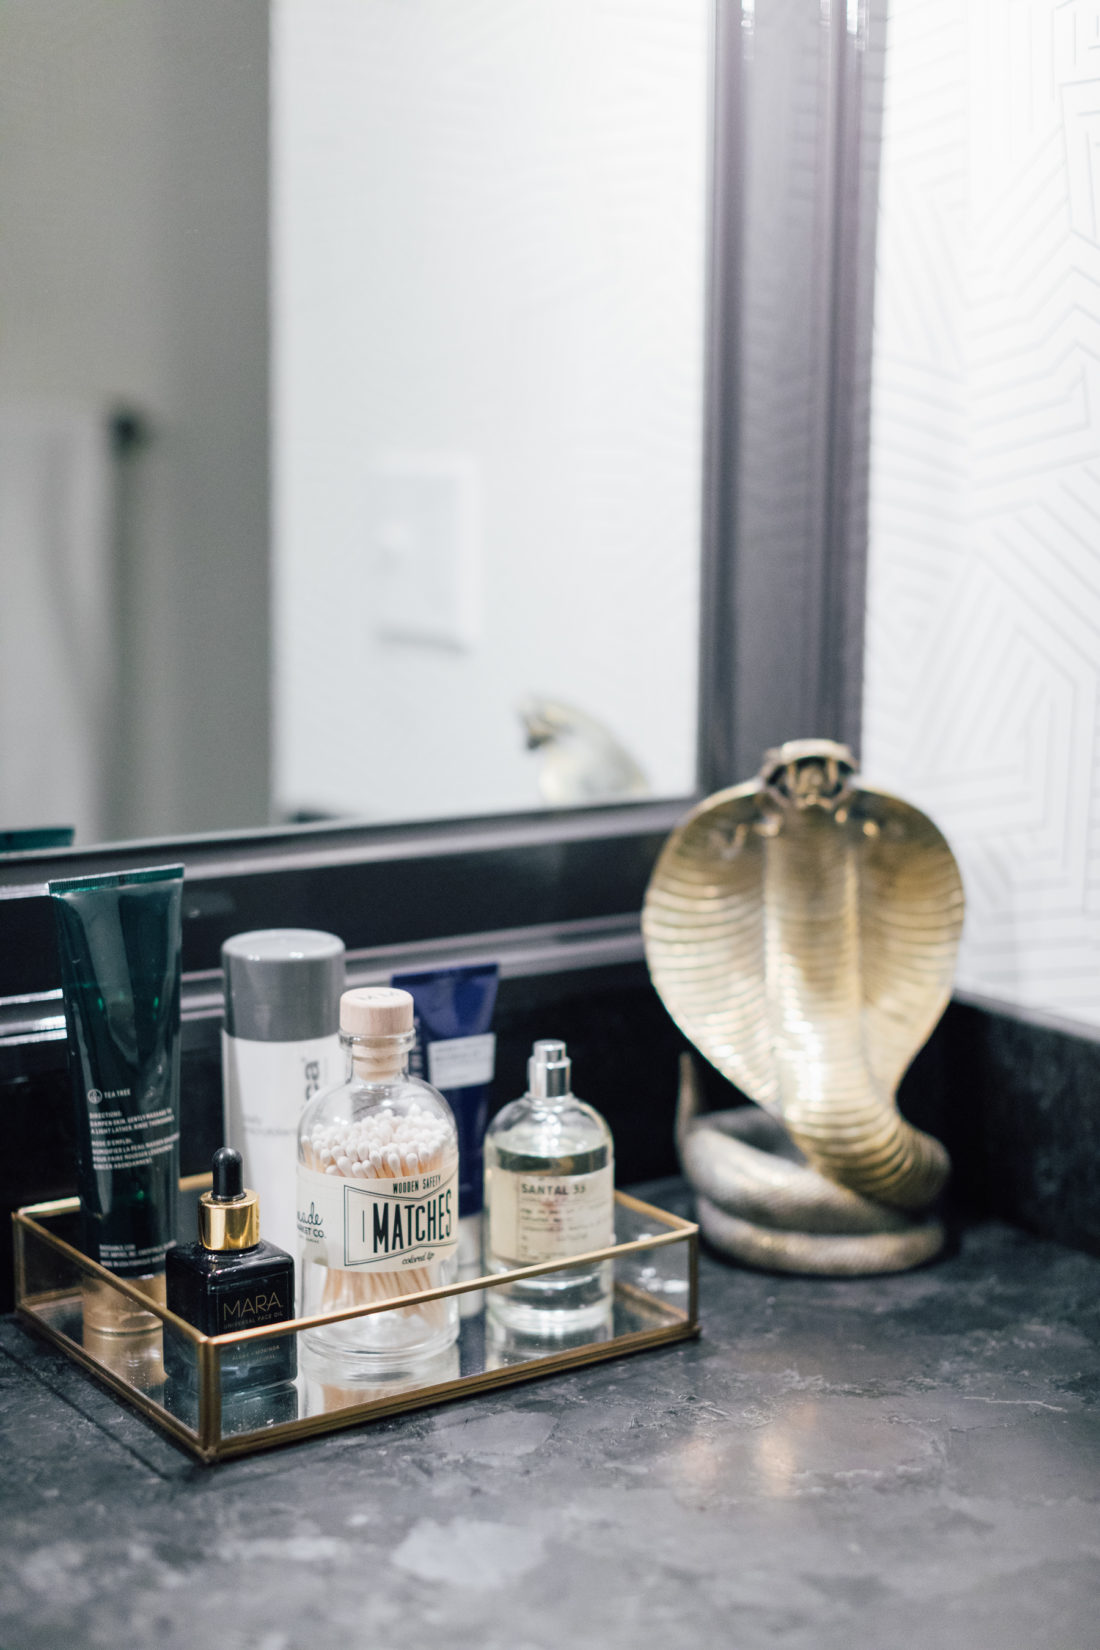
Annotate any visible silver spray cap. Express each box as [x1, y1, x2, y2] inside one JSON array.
[[528, 1039, 572, 1099], [222, 929, 346, 1042]]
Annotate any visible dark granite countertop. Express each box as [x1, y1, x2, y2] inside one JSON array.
[[2, 1187, 1099, 1650]]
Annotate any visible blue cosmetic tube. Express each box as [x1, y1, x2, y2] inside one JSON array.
[[391, 963, 499, 1285]]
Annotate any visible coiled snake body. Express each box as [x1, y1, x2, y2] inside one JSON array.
[[643, 741, 964, 1274]]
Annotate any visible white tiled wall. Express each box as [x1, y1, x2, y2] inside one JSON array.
[[864, 0, 1100, 1031]]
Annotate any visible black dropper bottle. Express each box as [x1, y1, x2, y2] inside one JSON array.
[[165, 1148, 296, 1391]]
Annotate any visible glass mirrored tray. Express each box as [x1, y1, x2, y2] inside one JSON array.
[[13, 1180, 698, 1463]]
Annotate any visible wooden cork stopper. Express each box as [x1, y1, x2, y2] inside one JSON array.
[[340, 986, 414, 1037]]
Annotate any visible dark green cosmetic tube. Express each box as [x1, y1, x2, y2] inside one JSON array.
[[49, 865, 184, 1281]]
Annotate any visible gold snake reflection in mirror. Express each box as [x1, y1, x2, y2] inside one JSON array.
[[643, 740, 965, 1274]]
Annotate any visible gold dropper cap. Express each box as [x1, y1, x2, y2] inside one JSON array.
[[199, 1147, 261, 1251]]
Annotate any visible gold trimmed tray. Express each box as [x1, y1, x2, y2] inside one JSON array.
[[13, 1181, 699, 1463]]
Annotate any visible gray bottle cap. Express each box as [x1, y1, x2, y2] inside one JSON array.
[[528, 1039, 571, 1099], [222, 929, 345, 1042]]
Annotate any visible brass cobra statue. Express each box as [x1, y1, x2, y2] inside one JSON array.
[[642, 740, 964, 1274]]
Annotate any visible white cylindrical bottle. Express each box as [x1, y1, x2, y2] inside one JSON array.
[[484, 1040, 614, 1335], [222, 929, 345, 1263], [297, 987, 460, 1377]]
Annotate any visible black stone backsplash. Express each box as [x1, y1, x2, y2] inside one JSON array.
[[4, 968, 1098, 1313], [0, 962, 691, 1314], [898, 1001, 1100, 1259]]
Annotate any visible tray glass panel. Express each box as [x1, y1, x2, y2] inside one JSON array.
[[14, 1182, 698, 1462]]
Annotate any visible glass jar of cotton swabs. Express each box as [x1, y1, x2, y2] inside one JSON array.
[[296, 987, 460, 1378]]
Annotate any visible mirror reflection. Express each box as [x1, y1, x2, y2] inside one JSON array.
[[1, 0, 708, 849]]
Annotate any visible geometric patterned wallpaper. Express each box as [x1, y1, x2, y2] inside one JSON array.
[[863, 0, 1100, 1035]]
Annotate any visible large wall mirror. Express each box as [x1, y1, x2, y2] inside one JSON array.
[[1, 0, 710, 848]]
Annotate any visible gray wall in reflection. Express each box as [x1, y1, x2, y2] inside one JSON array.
[[0, 0, 269, 841]]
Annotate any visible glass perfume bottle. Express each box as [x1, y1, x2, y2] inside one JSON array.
[[484, 1040, 614, 1333], [296, 987, 460, 1378], [165, 1147, 296, 1392]]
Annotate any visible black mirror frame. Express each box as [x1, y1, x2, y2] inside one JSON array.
[[0, 0, 883, 1051]]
